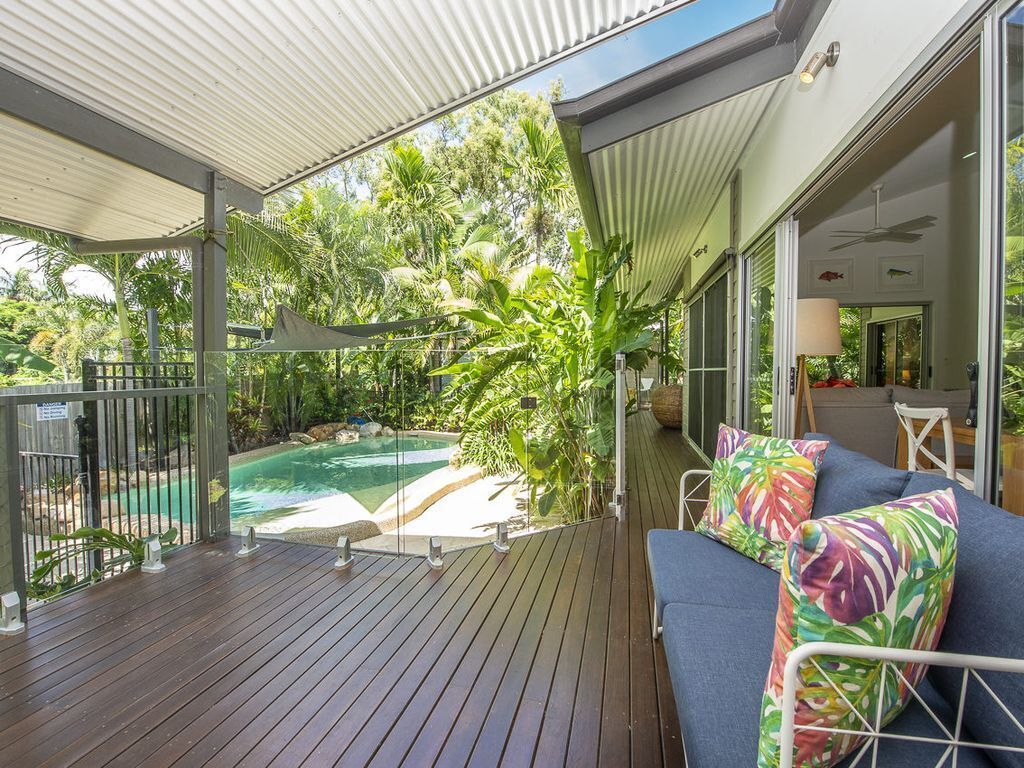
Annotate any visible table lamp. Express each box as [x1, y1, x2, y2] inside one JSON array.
[[794, 298, 841, 436]]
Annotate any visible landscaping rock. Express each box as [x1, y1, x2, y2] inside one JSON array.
[[358, 421, 383, 437], [335, 430, 359, 445], [449, 445, 463, 469], [289, 432, 315, 445], [381, 426, 395, 437], [308, 422, 347, 442]]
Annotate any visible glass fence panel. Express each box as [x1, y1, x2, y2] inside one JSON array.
[[207, 348, 403, 551], [205, 338, 620, 561], [391, 347, 534, 556]]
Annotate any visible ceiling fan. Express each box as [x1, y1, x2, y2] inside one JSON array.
[[828, 183, 936, 251]]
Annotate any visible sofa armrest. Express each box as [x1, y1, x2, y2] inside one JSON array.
[[679, 469, 711, 530], [779, 641, 1024, 768]]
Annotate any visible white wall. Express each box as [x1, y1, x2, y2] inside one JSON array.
[[737, 0, 975, 247], [690, 186, 731, 287], [798, 179, 979, 389]]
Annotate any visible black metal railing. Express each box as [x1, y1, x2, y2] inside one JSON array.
[[79, 357, 198, 552], [19, 451, 90, 587]]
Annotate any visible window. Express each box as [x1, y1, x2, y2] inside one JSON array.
[[687, 273, 729, 457], [744, 240, 775, 434]]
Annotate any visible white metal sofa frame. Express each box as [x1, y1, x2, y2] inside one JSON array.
[[663, 468, 1024, 766]]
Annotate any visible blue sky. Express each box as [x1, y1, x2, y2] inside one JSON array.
[[518, 0, 774, 99]]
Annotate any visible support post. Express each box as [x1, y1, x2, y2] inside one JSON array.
[[0, 402, 26, 624], [78, 361, 103, 573], [195, 172, 232, 540], [610, 352, 628, 520]]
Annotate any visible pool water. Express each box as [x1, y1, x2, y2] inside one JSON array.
[[109, 435, 454, 530], [230, 435, 453, 524]]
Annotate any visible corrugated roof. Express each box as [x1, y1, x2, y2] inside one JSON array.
[[0, 112, 203, 241], [0, 0, 691, 240], [588, 81, 779, 300]]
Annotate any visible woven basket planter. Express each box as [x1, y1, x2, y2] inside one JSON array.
[[651, 384, 683, 429]]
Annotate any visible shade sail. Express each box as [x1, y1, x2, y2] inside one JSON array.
[[0, 0, 692, 241], [251, 306, 447, 352]]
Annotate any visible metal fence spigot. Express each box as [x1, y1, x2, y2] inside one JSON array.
[[426, 536, 443, 569], [141, 536, 166, 573], [0, 593, 25, 635], [236, 527, 260, 557], [494, 522, 510, 553], [334, 535, 354, 570]]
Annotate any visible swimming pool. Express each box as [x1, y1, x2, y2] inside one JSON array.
[[110, 434, 455, 531]]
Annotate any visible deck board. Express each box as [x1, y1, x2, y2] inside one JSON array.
[[0, 410, 705, 767]]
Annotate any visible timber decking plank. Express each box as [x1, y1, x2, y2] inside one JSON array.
[[32, 551, 388, 768], [361, 531, 544, 768]]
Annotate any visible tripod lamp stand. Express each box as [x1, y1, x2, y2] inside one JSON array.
[[794, 298, 841, 437]]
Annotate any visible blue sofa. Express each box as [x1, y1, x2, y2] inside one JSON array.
[[648, 435, 1024, 767]]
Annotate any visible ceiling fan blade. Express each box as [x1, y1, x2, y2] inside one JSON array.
[[876, 231, 922, 243], [829, 231, 872, 236], [887, 215, 937, 232], [829, 237, 867, 251]]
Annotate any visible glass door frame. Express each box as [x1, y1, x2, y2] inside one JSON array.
[[981, 3, 1016, 503]]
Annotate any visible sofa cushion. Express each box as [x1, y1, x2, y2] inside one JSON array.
[[758, 488, 959, 768], [805, 433, 910, 518], [647, 529, 779, 623], [904, 472, 1024, 768], [662, 602, 776, 767], [697, 425, 828, 570], [661, 604, 993, 768]]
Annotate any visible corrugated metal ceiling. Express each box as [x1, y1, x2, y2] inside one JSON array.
[[588, 81, 780, 300], [0, 112, 202, 241], [0, 0, 691, 240]]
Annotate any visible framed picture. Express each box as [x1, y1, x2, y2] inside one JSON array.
[[876, 254, 924, 292], [805, 257, 853, 295]]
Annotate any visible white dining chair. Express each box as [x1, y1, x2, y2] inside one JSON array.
[[894, 402, 974, 491]]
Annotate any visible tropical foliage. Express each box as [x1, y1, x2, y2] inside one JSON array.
[[435, 232, 672, 522], [29, 526, 178, 599], [757, 488, 959, 768]]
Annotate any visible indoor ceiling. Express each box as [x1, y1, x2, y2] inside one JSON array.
[[799, 48, 979, 232]]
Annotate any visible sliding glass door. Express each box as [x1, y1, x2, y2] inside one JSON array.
[[997, 3, 1024, 515], [687, 273, 729, 457]]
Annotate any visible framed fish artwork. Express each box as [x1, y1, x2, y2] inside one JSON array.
[[876, 254, 924, 292], [805, 257, 853, 295]]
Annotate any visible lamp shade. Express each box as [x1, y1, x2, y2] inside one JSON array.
[[796, 298, 841, 356]]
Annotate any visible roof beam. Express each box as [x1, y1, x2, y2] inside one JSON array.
[[0, 68, 263, 214], [578, 43, 794, 153]]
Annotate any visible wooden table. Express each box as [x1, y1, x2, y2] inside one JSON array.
[[896, 417, 1024, 516]]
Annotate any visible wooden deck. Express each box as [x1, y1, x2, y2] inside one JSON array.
[[0, 411, 705, 767]]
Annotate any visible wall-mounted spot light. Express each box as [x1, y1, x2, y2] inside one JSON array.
[[800, 42, 840, 85]]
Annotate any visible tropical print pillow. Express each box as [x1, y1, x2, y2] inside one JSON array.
[[757, 488, 959, 768], [696, 425, 828, 571]]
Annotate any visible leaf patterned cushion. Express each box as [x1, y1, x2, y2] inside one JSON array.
[[757, 488, 959, 768], [696, 425, 828, 571]]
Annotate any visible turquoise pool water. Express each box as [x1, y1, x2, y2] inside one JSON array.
[[110, 435, 454, 530]]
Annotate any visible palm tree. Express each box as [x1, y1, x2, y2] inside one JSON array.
[[0, 224, 191, 361], [506, 118, 573, 264], [377, 144, 459, 264]]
